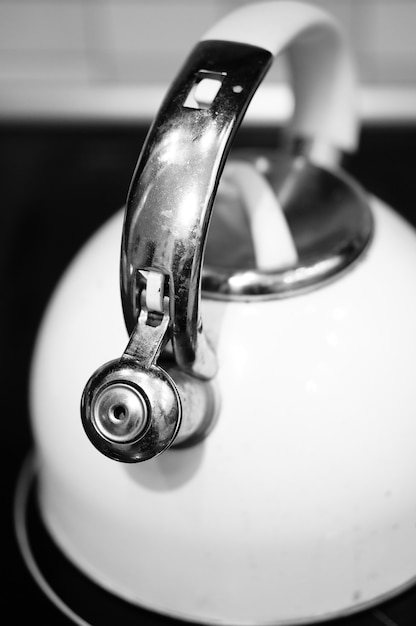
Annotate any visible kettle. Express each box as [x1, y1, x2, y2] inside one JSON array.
[[22, 1, 416, 624]]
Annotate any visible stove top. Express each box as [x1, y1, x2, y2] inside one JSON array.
[[3, 122, 416, 625]]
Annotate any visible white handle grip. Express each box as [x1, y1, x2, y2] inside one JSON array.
[[202, 1, 357, 159]]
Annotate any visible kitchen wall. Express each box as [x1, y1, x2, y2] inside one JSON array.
[[0, 0, 415, 89]]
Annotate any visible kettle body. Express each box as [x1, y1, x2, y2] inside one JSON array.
[[25, 2, 416, 624], [29, 193, 416, 625]]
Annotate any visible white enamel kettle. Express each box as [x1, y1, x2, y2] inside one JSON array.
[[24, 1, 416, 624]]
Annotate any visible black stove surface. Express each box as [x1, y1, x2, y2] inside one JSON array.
[[2, 121, 415, 625]]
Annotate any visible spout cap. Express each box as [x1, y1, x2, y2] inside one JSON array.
[[81, 358, 181, 463]]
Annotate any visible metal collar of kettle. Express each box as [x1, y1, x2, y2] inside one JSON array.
[[81, 1, 373, 462]]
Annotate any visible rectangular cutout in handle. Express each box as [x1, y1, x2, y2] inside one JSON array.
[[184, 70, 226, 109]]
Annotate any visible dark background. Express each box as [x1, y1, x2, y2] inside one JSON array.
[[2, 120, 415, 623]]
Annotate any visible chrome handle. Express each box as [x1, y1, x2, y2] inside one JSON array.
[[81, 41, 269, 462], [121, 40, 273, 379]]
